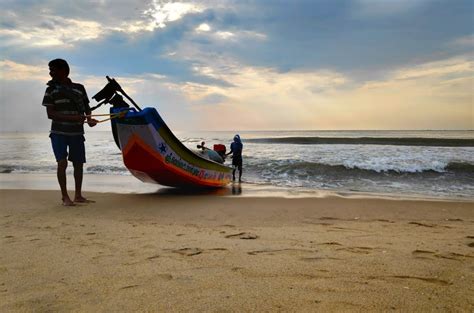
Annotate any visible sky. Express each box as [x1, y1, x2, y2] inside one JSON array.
[[0, 0, 473, 132]]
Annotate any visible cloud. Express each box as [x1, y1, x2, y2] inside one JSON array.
[[163, 58, 351, 129], [0, 60, 46, 81], [179, 55, 473, 130], [196, 23, 211, 32], [0, 1, 207, 49], [0, 15, 102, 48], [392, 57, 473, 81], [1, 52, 473, 132], [115, 1, 205, 33], [363, 56, 474, 87], [144, 1, 204, 29]]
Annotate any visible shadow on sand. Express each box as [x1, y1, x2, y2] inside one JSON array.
[[140, 182, 243, 197]]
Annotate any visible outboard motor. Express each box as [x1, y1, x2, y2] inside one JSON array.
[[213, 144, 226, 159]]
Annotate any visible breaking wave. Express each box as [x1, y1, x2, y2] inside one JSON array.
[[246, 161, 474, 176], [0, 164, 128, 175]]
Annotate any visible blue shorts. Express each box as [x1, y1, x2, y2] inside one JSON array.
[[50, 133, 86, 163]]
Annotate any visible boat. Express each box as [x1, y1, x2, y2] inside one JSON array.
[[92, 76, 233, 188]]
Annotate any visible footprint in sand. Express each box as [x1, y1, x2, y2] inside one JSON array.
[[208, 248, 228, 251], [412, 249, 436, 259], [319, 217, 341, 221], [408, 222, 436, 228], [172, 248, 203, 256], [318, 242, 342, 246], [119, 284, 139, 290], [336, 246, 374, 254], [366, 275, 451, 286], [413, 249, 474, 261], [301, 256, 342, 261], [156, 273, 173, 280], [435, 252, 474, 261], [225, 232, 258, 240], [247, 248, 315, 255]]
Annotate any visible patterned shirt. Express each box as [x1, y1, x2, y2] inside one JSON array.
[[42, 79, 90, 135]]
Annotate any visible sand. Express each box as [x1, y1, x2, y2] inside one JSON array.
[[0, 189, 473, 312]]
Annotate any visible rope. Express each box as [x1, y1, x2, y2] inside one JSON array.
[[84, 111, 127, 124]]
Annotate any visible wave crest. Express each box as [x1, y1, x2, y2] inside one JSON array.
[[250, 160, 474, 175]]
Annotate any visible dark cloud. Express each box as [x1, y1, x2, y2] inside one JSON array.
[[2, 0, 472, 84], [209, 0, 473, 79]]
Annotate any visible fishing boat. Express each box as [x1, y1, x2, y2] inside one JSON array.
[[92, 77, 233, 188]]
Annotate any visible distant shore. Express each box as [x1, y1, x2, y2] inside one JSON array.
[[246, 136, 474, 146], [1, 188, 473, 311]]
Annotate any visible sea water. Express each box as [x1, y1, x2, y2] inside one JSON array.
[[1, 130, 473, 199]]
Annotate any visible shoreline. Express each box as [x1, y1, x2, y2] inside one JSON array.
[[1, 172, 473, 202]]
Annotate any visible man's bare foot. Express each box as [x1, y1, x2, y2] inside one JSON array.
[[74, 196, 95, 203], [62, 197, 75, 206]]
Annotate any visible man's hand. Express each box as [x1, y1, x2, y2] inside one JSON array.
[[87, 118, 98, 127]]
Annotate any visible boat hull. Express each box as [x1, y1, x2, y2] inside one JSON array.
[[111, 107, 232, 188]]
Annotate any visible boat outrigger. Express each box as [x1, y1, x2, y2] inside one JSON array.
[[92, 76, 233, 188]]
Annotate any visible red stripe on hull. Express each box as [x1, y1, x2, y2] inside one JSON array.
[[123, 135, 231, 188]]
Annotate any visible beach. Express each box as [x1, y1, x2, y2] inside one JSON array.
[[1, 186, 473, 312], [2, 0, 474, 311]]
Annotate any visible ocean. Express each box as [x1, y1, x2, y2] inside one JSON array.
[[1, 130, 473, 199]]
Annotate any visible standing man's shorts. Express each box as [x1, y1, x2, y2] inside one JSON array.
[[232, 156, 242, 169], [50, 133, 86, 163]]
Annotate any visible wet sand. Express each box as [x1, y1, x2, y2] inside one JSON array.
[[0, 189, 473, 312]]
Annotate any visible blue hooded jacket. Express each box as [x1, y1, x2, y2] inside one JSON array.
[[230, 134, 243, 159]]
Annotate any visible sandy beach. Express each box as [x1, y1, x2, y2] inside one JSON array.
[[1, 188, 473, 312]]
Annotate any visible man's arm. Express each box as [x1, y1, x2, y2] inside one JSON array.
[[81, 85, 97, 127], [46, 106, 85, 123], [226, 144, 234, 156]]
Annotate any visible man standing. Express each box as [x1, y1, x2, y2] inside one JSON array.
[[42, 59, 98, 206], [226, 134, 243, 182]]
